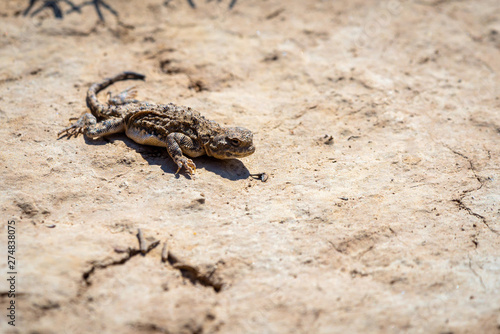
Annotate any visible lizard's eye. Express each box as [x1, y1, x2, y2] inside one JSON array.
[[229, 138, 241, 146]]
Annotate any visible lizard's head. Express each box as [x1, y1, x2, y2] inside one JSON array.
[[205, 127, 255, 159]]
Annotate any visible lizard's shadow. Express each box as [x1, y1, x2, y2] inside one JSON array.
[[85, 135, 251, 180], [193, 156, 251, 180]]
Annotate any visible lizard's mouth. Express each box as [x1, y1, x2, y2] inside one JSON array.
[[208, 145, 255, 159], [229, 144, 255, 158]]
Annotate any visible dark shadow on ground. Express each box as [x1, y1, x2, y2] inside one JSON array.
[[62, 133, 251, 180]]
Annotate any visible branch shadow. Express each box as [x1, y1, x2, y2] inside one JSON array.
[[24, 0, 238, 20]]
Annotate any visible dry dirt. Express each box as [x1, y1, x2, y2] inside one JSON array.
[[1, 0, 500, 333]]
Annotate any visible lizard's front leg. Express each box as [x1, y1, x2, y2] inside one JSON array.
[[58, 113, 125, 139], [166, 133, 204, 175]]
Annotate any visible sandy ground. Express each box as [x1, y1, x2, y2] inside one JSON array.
[[1, 0, 500, 333]]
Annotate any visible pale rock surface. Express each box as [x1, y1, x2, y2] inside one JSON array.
[[0, 0, 499, 333]]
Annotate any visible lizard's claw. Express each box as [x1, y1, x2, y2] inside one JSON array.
[[57, 113, 96, 138], [58, 122, 85, 138], [175, 157, 196, 175], [58, 113, 95, 138]]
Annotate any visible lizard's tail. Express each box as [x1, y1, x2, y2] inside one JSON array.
[[86, 71, 145, 116]]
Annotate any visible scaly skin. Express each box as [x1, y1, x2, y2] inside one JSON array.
[[59, 72, 255, 175]]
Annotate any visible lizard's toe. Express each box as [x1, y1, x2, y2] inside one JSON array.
[[58, 123, 84, 138], [58, 125, 77, 137], [175, 157, 196, 175], [58, 115, 91, 138], [185, 159, 196, 175]]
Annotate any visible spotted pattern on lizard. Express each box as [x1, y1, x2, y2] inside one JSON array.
[[59, 72, 255, 175]]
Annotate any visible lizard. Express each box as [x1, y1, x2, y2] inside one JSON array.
[[58, 71, 255, 175]]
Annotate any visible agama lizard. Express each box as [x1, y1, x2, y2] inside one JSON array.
[[59, 72, 255, 175]]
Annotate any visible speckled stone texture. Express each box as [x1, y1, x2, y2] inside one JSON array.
[[0, 0, 499, 333]]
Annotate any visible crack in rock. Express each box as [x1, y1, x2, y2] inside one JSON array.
[[166, 252, 224, 293], [468, 254, 486, 290], [446, 146, 484, 192], [82, 240, 160, 286], [452, 199, 498, 235], [129, 322, 170, 333], [445, 146, 498, 235]]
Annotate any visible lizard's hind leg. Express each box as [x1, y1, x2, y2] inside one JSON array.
[[58, 114, 125, 139], [107, 86, 139, 105]]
